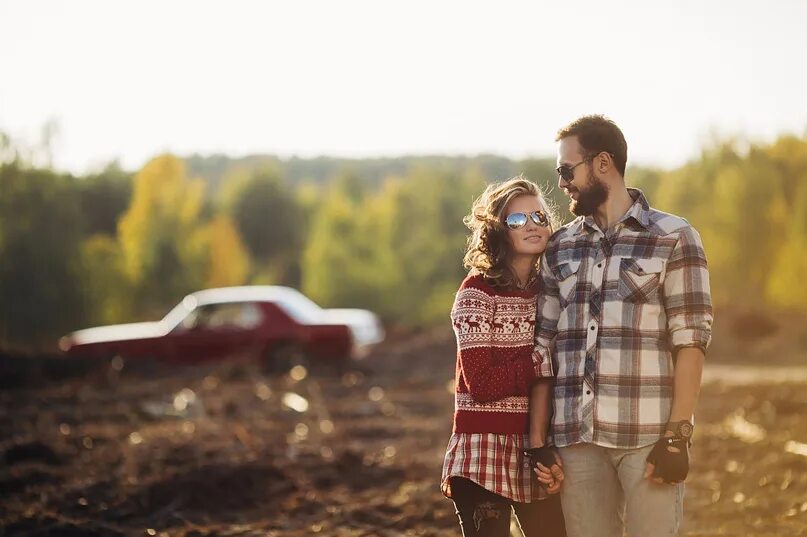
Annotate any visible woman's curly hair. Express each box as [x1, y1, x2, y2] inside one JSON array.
[[462, 176, 558, 288]]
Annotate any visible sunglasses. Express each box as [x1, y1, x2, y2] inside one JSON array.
[[555, 159, 589, 182], [505, 210, 550, 230], [555, 152, 615, 182]]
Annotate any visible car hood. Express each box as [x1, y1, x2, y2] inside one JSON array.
[[68, 322, 165, 345], [321, 308, 385, 346]]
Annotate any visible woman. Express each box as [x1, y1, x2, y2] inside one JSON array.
[[441, 177, 566, 537]]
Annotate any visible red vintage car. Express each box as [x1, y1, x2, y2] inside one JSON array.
[[58, 286, 384, 369]]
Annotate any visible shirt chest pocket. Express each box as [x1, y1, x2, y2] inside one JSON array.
[[551, 260, 582, 309], [619, 257, 665, 304]]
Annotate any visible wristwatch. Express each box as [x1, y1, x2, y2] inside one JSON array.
[[666, 420, 694, 441]]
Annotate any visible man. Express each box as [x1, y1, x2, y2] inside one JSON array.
[[526, 115, 713, 537]]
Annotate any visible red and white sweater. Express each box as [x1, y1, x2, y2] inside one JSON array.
[[450, 273, 553, 434]]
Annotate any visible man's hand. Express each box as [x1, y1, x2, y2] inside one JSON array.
[[644, 433, 689, 484], [525, 446, 564, 493]]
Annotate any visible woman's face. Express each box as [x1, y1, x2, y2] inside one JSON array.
[[504, 194, 551, 258]]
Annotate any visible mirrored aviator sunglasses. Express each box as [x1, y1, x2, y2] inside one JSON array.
[[505, 210, 549, 230]]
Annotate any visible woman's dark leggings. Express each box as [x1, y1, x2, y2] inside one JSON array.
[[450, 477, 566, 537]]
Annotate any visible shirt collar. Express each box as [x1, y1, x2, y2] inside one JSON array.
[[573, 188, 650, 235]]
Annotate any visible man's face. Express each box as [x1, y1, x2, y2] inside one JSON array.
[[556, 136, 608, 217]]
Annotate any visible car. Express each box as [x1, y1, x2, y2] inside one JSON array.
[[58, 286, 385, 369]]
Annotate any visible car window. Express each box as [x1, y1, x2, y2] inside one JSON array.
[[179, 303, 263, 331], [234, 303, 262, 329]]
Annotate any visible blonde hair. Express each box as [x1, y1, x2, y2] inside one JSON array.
[[462, 176, 557, 288]]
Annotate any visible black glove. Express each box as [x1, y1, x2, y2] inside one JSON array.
[[523, 446, 557, 470], [646, 436, 689, 483]]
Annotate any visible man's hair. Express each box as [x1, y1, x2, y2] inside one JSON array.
[[556, 115, 628, 176]]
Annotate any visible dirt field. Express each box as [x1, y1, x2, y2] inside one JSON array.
[[1, 321, 806, 537]]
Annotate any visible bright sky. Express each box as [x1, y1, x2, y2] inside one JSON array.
[[1, 0, 806, 173]]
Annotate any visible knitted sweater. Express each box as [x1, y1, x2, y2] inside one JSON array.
[[450, 273, 553, 434]]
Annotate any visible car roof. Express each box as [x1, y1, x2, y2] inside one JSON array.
[[190, 286, 310, 306]]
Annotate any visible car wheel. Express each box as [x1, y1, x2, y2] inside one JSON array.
[[267, 343, 309, 375]]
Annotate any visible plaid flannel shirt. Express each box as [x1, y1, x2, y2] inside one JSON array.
[[533, 188, 713, 449]]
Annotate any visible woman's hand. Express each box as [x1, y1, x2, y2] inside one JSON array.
[[533, 449, 564, 494]]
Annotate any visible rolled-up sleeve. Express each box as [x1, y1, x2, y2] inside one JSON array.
[[532, 259, 559, 378], [663, 226, 713, 353]]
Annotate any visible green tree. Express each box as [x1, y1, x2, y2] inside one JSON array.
[[118, 154, 207, 317], [301, 175, 369, 308], [0, 163, 87, 347], [763, 136, 807, 307], [302, 165, 485, 325], [382, 166, 485, 324], [221, 167, 303, 285], [80, 235, 132, 325], [78, 162, 133, 237]]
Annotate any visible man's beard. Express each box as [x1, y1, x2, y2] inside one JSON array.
[[569, 170, 609, 216]]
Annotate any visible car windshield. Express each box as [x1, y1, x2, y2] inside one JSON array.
[[160, 295, 198, 333]]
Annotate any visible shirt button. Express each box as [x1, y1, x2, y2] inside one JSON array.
[[590, 326, 595, 331], [597, 263, 602, 268], [586, 390, 591, 395]]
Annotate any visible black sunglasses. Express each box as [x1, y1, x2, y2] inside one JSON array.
[[555, 152, 615, 182], [505, 210, 550, 230], [555, 159, 589, 182]]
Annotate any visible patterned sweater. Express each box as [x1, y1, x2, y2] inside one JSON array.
[[450, 273, 553, 434]]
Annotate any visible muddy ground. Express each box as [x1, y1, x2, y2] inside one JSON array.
[[1, 318, 806, 537]]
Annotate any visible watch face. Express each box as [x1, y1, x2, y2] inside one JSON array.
[[678, 421, 694, 438]]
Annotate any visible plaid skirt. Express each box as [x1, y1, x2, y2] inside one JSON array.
[[441, 433, 547, 503]]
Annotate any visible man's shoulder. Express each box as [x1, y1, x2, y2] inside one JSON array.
[[542, 219, 583, 267], [548, 218, 583, 245], [644, 206, 698, 238]]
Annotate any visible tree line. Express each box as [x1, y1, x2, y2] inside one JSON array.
[[1, 132, 806, 349]]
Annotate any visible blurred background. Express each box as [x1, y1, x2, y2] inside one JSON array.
[[3, 0, 807, 347], [1, 1, 806, 536]]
